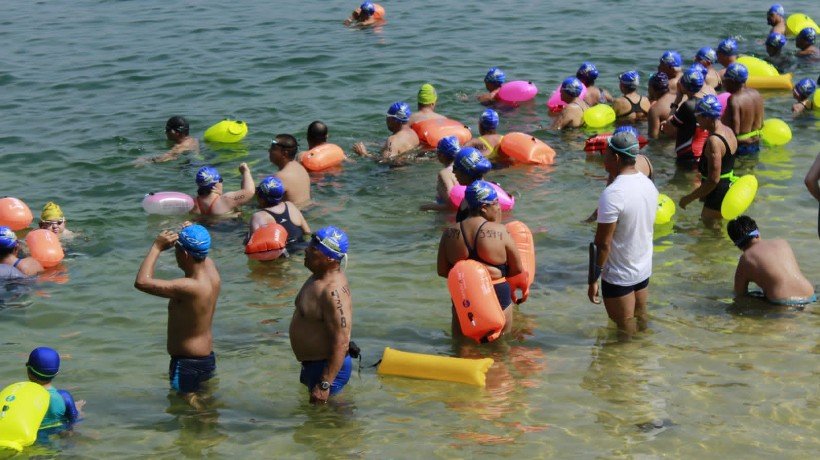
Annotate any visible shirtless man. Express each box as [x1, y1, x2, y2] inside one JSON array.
[[577, 62, 612, 106], [552, 77, 587, 129], [295, 120, 329, 163], [0, 226, 44, 277], [407, 83, 445, 126], [657, 51, 683, 93], [192, 164, 255, 216], [613, 71, 650, 122], [727, 215, 815, 305], [463, 109, 505, 163], [353, 102, 420, 164], [270, 134, 311, 208], [289, 226, 352, 403], [766, 4, 786, 35], [134, 223, 220, 408], [344, 1, 380, 27], [477, 67, 505, 104], [141, 116, 200, 164], [720, 63, 764, 156], [765, 32, 790, 72], [695, 47, 721, 90], [647, 72, 676, 139], [795, 27, 818, 58], [715, 38, 739, 87]]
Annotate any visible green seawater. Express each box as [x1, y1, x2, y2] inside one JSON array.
[[1, 0, 818, 458]]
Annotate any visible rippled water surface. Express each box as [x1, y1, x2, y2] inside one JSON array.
[[1, 0, 818, 458]]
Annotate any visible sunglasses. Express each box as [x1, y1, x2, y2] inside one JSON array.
[[41, 219, 65, 226]]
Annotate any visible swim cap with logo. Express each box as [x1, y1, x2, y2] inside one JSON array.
[[27, 347, 60, 379], [479, 108, 499, 130], [794, 78, 817, 100], [436, 136, 460, 161], [659, 50, 682, 68], [256, 176, 285, 204], [178, 224, 211, 260], [0, 226, 18, 249], [680, 66, 705, 92], [768, 4, 784, 17], [196, 166, 222, 188], [418, 83, 437, 105], [613, 125, 640, 138], [312, 226, 348, 261], [576, 62, 599, 84], [694, 94, 723, 119], [797, 27, 816, 44], [484, 67, 506, 85], [560, 77, 583, 97], [717, 38, 739, 56], [648, 72, 670, 91], [619, 71, 639, 89], [360, 1, 376, 16], [766, 32, 786, 49], [691, 62, 708, 77], [386, 102, 411, 123], [41, 202, 64, 221], [695, 47, 718, 64], [724, 63, 749, 83], [453, 147, 492, 178], [607, 132, 640, 158], [465, 180, 498, 209]]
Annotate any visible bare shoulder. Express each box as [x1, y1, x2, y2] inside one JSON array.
[[442, 225, 461, 240], [479, 221, 507, 239]]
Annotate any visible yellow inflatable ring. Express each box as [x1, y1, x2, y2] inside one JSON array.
[[721, 175, 758, 220], [377, 347, 494, 387], [582, 104, 616, 128], [0, 382, 50, 452], [203, 119, 248, 143], [737, 55, 779, 77], [655, 194, 676, 225]]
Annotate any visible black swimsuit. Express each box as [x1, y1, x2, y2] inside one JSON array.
[[698, 133, 736, 211], [459, 220, 512, 309], [624, 94, 647, 116], [264, 203, 305, 248]]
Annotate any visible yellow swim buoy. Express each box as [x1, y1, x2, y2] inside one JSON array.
[[786, 13, 819, 36], [759, 118, 792, 146], [746, 74, 793, 90], [655, 194, 676, 225], [0, 382, 50, 453], [377, 347, 494, 387], [813, 88, 820, 110], [203, 119, 248, 143], [721, 175, 758, 220], [582, 104, 616, 128], [737, 55, 779, 77]]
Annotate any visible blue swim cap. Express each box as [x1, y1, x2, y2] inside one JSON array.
[[691, 62, 708, 77], [648, 72, 670, 90], [312, 226, 348, 261], [680, 66, 705, 92], [619, 70, 639, 88], [436, 136, 461, 161], [766, 32, 787, 49], [256, 176, 285, 204], [453, 147, 492, 178], [798, 27, 816, 44], [479, 108, 499, 130], [694, 94, 723, 119], [576, 62, 599, 84], [768, 4, 784, 17], [560, 77, 584, 97], [0, 226, 18, 250], [660, 50, 682, 68], [386, 101, 411, 123], [795, 78, 817, 99], [195, 166, 222, 188], [360, 1, 376, 16], [27, 347, 60, 379], [465, 180, 498, 210], [717, 38, 739, 56], [484, 67, 506, 85], [724, 63, 749, 83], [613, 125, 640, 138], [178, 224, 211, 260], [695, 47, 717, 64]]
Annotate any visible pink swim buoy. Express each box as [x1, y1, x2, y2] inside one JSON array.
[[141, 192, 195, 215], [496, 81, 538, 105], [547, 83, 588, 113], [716, 92, 730, 116], [449, 182, 515, 211]]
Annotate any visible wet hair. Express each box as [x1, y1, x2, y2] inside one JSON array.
[[0, 245, 15, 257], [307, 121, 328, 144], [165, 116, 189, 135], [727, 215, 759, 249], [272, 134, 299, 158]]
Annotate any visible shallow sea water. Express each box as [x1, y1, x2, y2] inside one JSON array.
[[0, 0, 818, 458]]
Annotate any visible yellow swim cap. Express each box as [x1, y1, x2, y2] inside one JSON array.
[[41, 202, 64, 221], [418, 83, 437, 105]]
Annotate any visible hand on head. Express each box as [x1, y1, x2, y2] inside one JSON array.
[[155, 230, 178, 250]]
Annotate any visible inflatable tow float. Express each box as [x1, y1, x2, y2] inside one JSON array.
[[0, 382, 50, 453]]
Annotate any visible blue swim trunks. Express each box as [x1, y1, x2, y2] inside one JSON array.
[[736, 142, 760, 156], [300, 355, 352, 395], [169, 352, 216, 393], [769, 293, 817, 306]]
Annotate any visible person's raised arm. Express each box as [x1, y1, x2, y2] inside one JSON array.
[[222, 163, 255, 207], [134, 230, 197, 298]]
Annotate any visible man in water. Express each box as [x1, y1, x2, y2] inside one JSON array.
[[657, 51, 683, 92], [647, 72, 676, 139], [38, 202, 75, 239], [463, 109, 505, 164], [192, 164, 255, 216], [727, 215, 815, 305], [613, 71, 650, 122], [694, 47, 721, 90], [577, 62, 612, 106], [134, 223, 220, 409], [720, 63, 764, 156], [295, 120, 330, 162], [766, 4, 786, 35], [765, 32, 790, 72], [587, 132, 658, 340], [353, 102, 420, 164], [552, 77, 587, 129], [715, 38, 739, 87], [141, 116, 200, 164], [662, 66, 708, 166], [344, 1, 380, 27], [270, 134, 311, 208], [407, 83, 445, 125], [792, 78, 816, 115], [795, 27, 818, 57], [477, 67, 505, 104], [289, 226, 353, 403]]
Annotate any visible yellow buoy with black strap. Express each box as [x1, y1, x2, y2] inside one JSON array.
[[736, 118, 792, 146], [0, 382, 50, 453]]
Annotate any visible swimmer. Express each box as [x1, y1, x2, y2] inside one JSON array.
[[25, 347, 84, 435], [270, 134, 312, 207], [668, 63, 716, 115], [765, 32, 787, 57], [289, 226, 353, 403], [647, 72, 676, 139], [577, 62, 613, 106], [344, 1, 380, 27], [463, 109, 506, 164], [715, 38, 739, 89], [679, 95, 737, 224], [0, 226, 44, 277], [295, 120, 334, 162], [552, 77, 588, 129], [420, 136, 460, 211], [727, 215, 815, 305], [587, 131, 658, 340], [795, 27, 818, 57], [613, 71, 650, 122], [248, 176, 311, 251], [791, 78, 816, 115], [662, 66, 709, 166], [192, 164, 255, 216], [407, 83, 445, 125], [694, 47, 721, 90], [720, 63, 764, 156], [657, 50, 683, 92], [452, 147, 493, 222], [477, 67, 505, 104], [353, 102, 420, 165], [766, 4, 786, 35], [134, 223, 219, 409], [38, 202, 75, 240], [437, 180, 528, 337], [139, 116, 200, 164], [805, 153, 820, 238]]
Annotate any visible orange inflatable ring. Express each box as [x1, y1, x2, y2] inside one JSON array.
[[244, 224, 288, 261], [411, 118, 472, 147], [373, 3, 385, 20], [447, 260, 505, 343], [25, 229, 64, 268], [505, 221, 535, 287], [584, 133, 649, 153], [301, 143, 345, 171], [0, 197, 33, 231], [499, 132, 556, 165]]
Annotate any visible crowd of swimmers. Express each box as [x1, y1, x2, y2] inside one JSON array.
[[1, 1, 818, 444]]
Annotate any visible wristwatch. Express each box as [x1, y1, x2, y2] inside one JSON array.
[[320, 381, 331, 391]]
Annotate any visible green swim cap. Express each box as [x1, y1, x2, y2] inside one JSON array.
[[418, 83, 437, 105]]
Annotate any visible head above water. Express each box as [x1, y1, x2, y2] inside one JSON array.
[[691, 62, 708, 77], [680, 66, 705, 93], [177, 224, 211, 261], [613, 125, 639, 139], [727, 215, 760, 249], [794, 78, 816, 100], [0, 226, 19, 253], [479, 108, 499, 131], [576, 62, 599, 85], [484, 67, 506, 86], [195, 166, 222, 195], [271, 134, 299, 158], [436, 136, 460, 161], [453, 147, 492, 180], [619, 71, 639, 90], [307, 120, 328, 144], [659, 50, 682, 69], [465, 180, 498, 210], [311, 226, 348, 261], [648, 72, 670, 93], [27, 347, 60, 381], [695, 47, 717, 65], [417, 83, 437, 106], [165, 116, 189, 135], [359, 1, 376, 17], [41, 202, 64, 222], [767, 4, 784, 18], [560, 77, 583, 98], [256, 176, 285, 206], [386, 101, 411, 124], [717, 38, 739, 57], [797, 27, 816, 47], [694, 94, 723, 119], [765, 32, 787, 51], [724, 63, 749, 84]]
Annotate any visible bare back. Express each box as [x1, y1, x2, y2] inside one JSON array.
[[439, 217, 513, 279], [167, 259, 220, 357], [384, 125, 421, 159], [276, 162, 312, 208], [408, 108, 445, 126], [735, 239, 814, 301], [722, 87, 764, 141]]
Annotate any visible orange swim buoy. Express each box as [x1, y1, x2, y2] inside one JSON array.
[[584, 133, 649, 153], [373, 3, 385, 20], [25, 229, 64, 268], [0, 197, 33, 231], [505, 221, 535, 287], [301, 143, 345, 171], [447, 260, 505, 343], [244, 224, 288, 261], [412, 118, 472, 147], [499, 132, 556, 165]]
